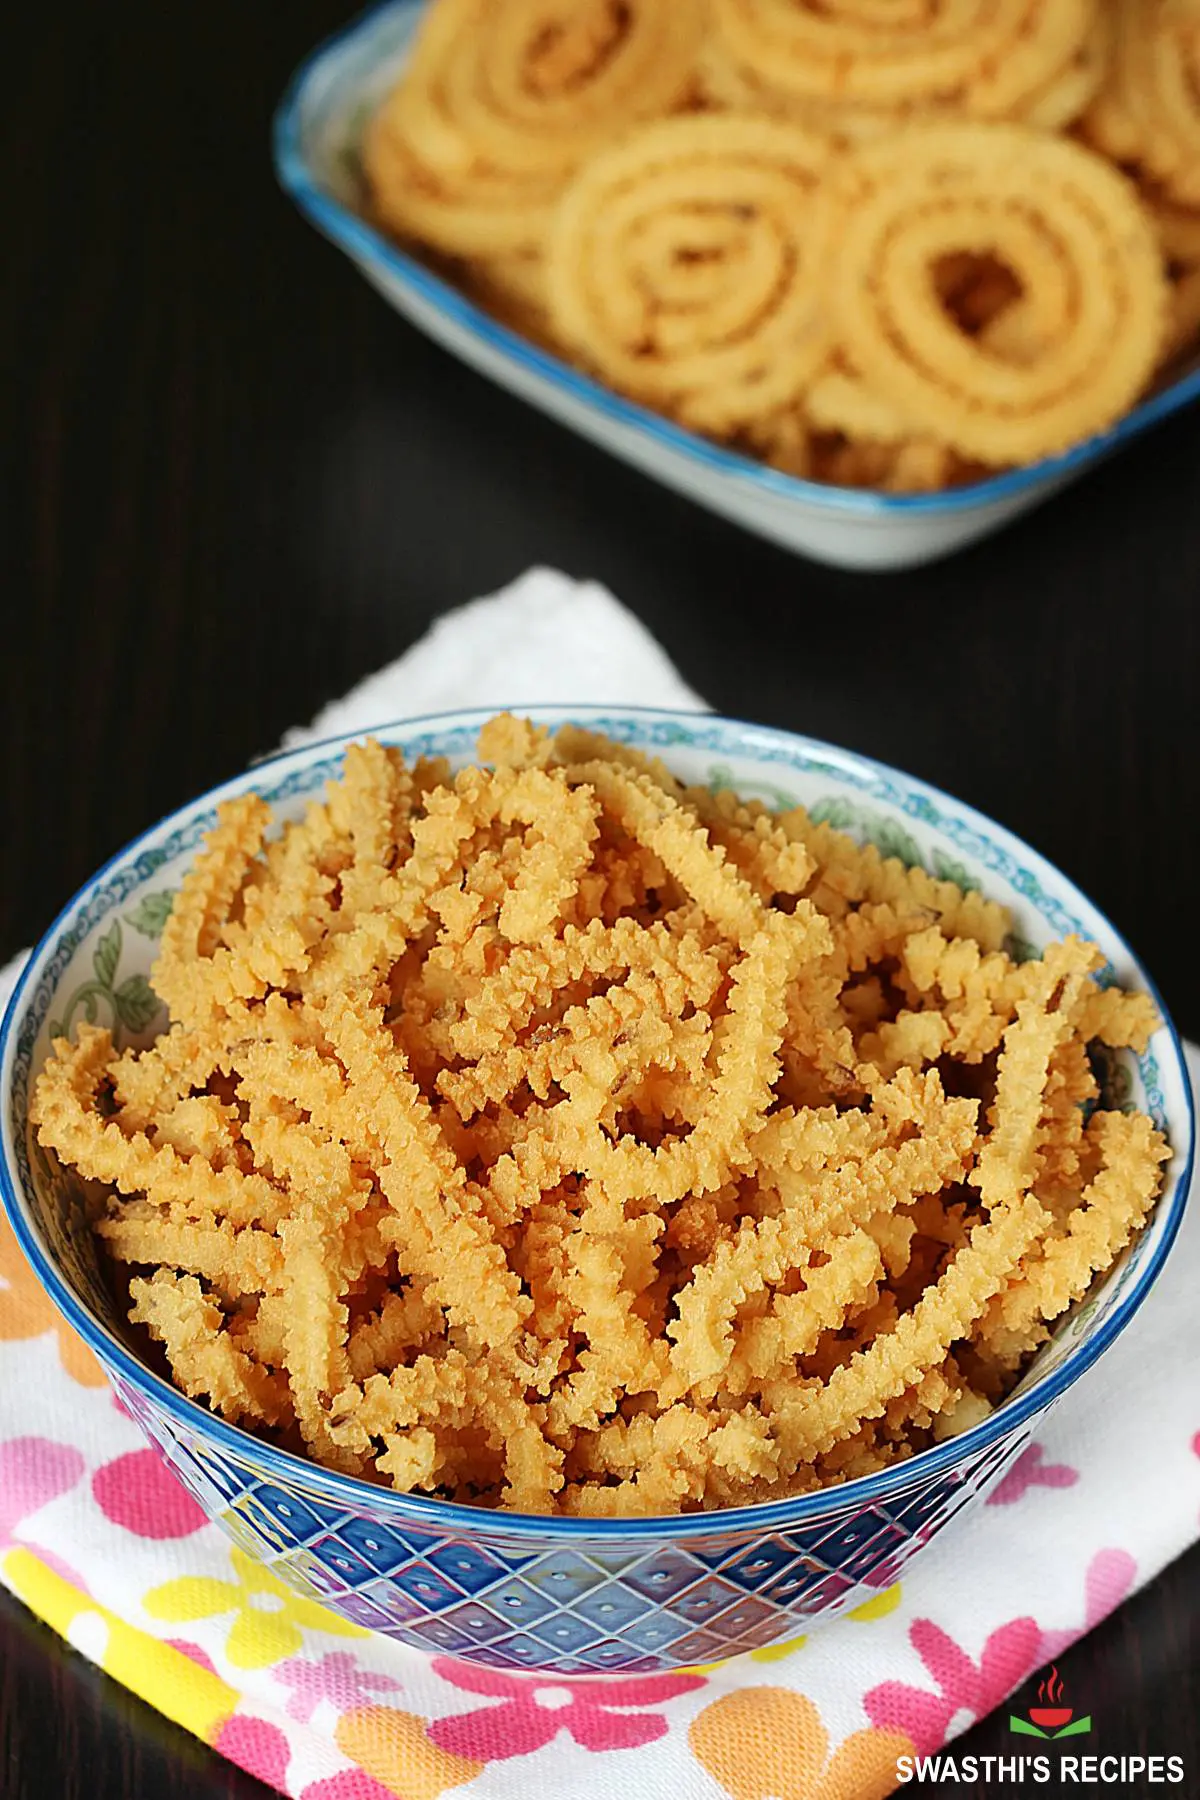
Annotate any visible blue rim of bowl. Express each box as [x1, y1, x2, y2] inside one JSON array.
[[1, 704, 1193, 1540], [270, 0, 1200, 526]]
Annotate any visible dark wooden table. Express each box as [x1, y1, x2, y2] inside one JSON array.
[[3, 5, 1199, 1796]]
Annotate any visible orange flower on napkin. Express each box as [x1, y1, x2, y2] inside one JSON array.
[[336, 1705, 483, 1799], [0, 1214, 104, 1386], [690, 1687, 912, 1800]]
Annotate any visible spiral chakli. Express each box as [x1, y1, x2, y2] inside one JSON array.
[[545, 115, 835, 433], [832, 125, 1167, 464], [362, 0, 705, 258], [709, 0, 1098, 120], [1084, 0, 1200, 208]]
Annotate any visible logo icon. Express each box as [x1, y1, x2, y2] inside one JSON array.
[[1009, 1666, 1092, 1740]]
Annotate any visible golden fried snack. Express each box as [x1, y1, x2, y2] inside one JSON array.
[[709, 0, 1097, 119], [1083, 0, 1200, 208], [362, 0, 706, 257], [546, 114, 835, 432], [31, 1026, 285, 1228], [832, 125, 1167, 464], [1161, 266, 1200, 368], [129, 1272, 291, 1428], [354, 0, 1193, 496], [32, 719, 1169, 1514], [976, 1110, 1170, 1366], [1148, 191, 1200, 270]]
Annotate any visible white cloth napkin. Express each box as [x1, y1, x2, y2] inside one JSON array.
[[1, 567, 1196, 1800], [284, 567, 706, 748]]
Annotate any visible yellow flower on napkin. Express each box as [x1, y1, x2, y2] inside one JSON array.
[[143, 1546, 366, 1669]]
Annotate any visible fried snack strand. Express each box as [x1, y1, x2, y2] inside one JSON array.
[[33, 721, 1170, 1514], [129, 1272, 291, 1427], [323, 994, 530, 1348], [977, 1110, 1170, 1365], [671, 1074, 978, 1384], [153, 796, 270, 1010], [31, 1027, 285, 1228], [772, 1194, 1047, 1463], [97, 1207, 284, 1294]]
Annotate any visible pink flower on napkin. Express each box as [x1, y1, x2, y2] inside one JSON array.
[[1039, 1549, 1137, 1659], [864, 1616, 1042, 1755], [214, 1715, 292, 1791], [0, 1436, 88, 1587], [986, 1443, 1079, 1506], [92, 1448, 207, 1539], [428, 1659, 704, 1760], [275, 1650, 402, 1723]]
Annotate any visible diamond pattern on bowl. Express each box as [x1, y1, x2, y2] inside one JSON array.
[[307, 1532, 379, 1586], [522, 1550, 610, 1601], [620, 1610, 693, 1653], [250, 1484, 326, 1543], [282, 1546, 353, 1600], [720, 1537, 802, 1591], [489, 1633, 548, 1667], [528, 1611, 607, 1654], [672, 1574, 743, 1624], [621, 1547, 712, 1603], [672, 1626, 738, 1663], [679, 1536, 743, 1573], [582, 1638, 645, 1670], [335, 1516, 417, 1574], [426, 1541, 510, 1593], [390, 1562, 464, 1612], [82, 1364, 1040, 1670], [221, 1503, 290, 1561], [571, 1580, 654, 1630], [337, 1592, 402, 1632], [485, 1574, 556, 1627], [433, 1601, 512, 1645], [405, 1616, 482, 1656], [714, 1594, 778, 1639]]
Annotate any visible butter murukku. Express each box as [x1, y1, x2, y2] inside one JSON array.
[[323, 995, 529, 1348], [154, 796, 269, 985], [97, 1208, 284, 1294], [977, 1110, 1170, 1365], [34, 720, 1169, 1514], [355, 2, 1193, 495], [363, 0, 705, 258], [1084, 0, 1200, 207], [32, 1027, 285, 1228], [129, 1272, 291, 1428], [709, 0, 1097, 119], [771, 1194, 1047, 1464], [546, 114, 835, 432], [833, 125, 1167, 463]]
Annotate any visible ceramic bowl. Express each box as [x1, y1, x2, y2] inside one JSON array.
[[1, 707, 1192, 1673], [272, 1, 1200, 573]]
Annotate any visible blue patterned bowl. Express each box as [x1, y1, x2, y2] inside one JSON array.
[[1, 708, 1192, 1674]]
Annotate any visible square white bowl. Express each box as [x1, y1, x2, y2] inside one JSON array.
[[273, 0, 1200, 572]]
